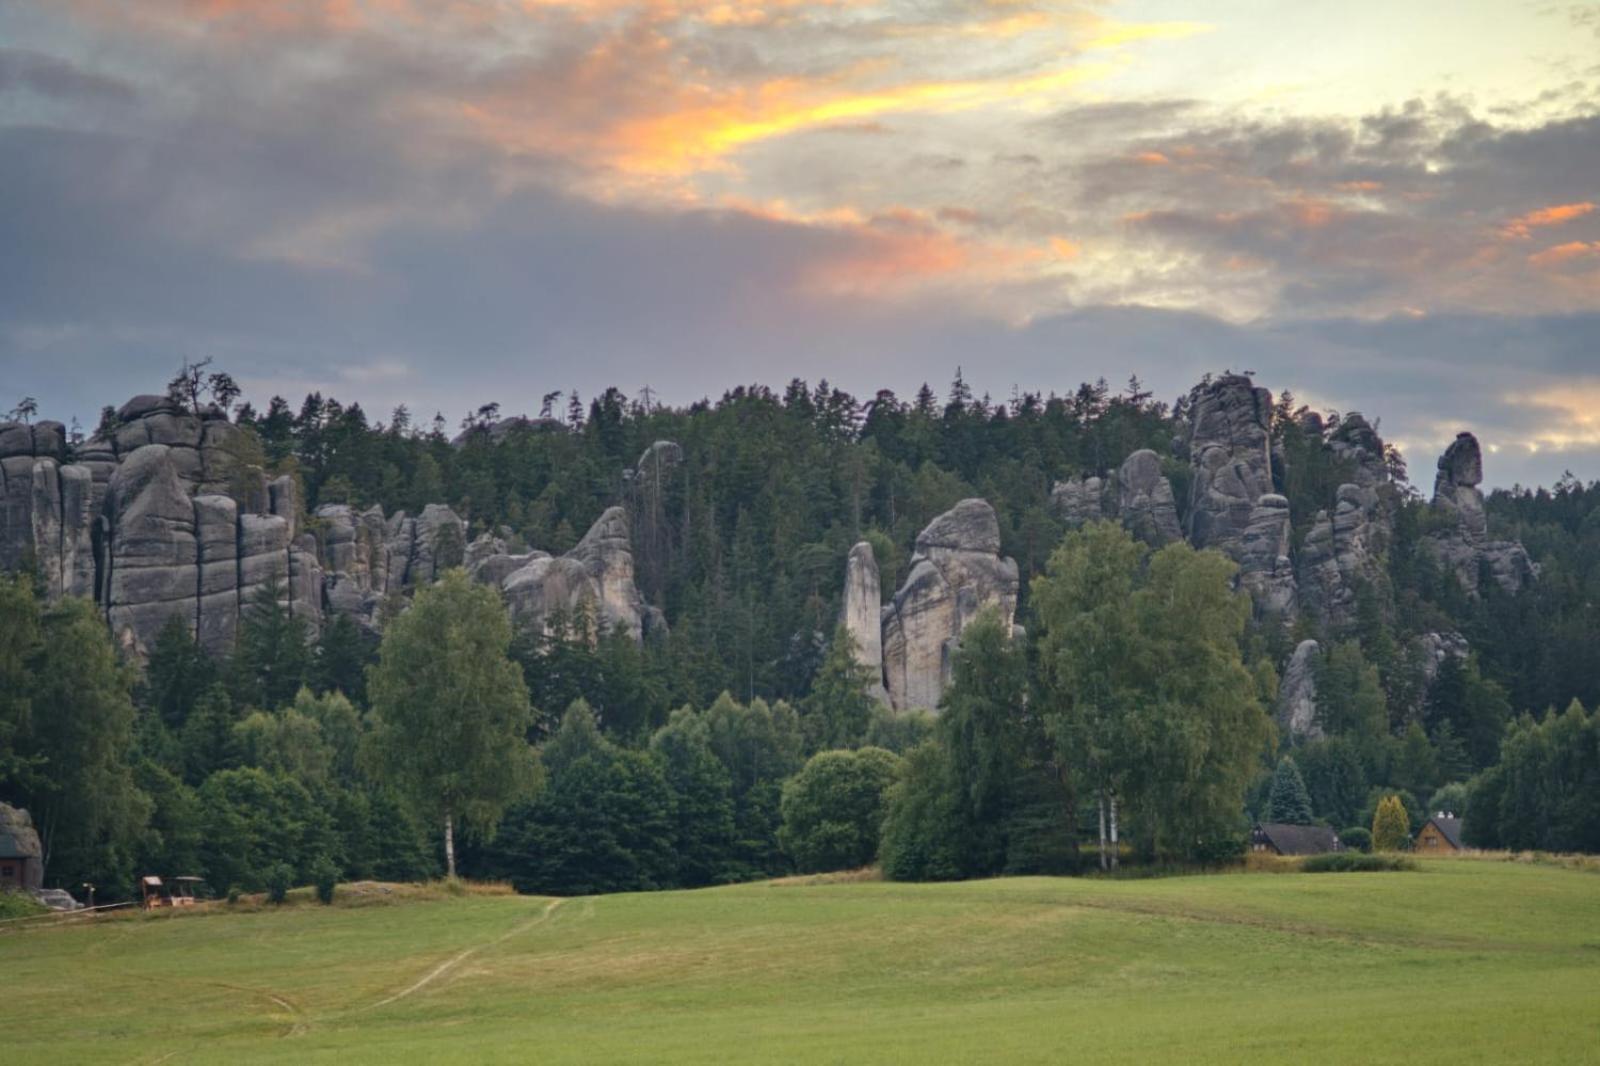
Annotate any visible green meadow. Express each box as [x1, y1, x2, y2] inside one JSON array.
[[7, 859, 1599, 1065]]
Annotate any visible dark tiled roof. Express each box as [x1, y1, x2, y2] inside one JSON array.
[[1253, 822, 1340, 855], [1426, 816, 1464, 848]]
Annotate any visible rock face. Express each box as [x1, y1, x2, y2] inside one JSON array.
[[881, 499, 1019, 711], [1424, 432, 1536, 594], [473, 506, 662, 642], [1298, 483, 1387, 627], [1277, 639, 1323, 743], [1049, 475, 1104, 528], [840, 541, 890, 705], [1049, 451, 1180, 547], [0, 803, 44, 892], [1184, 375, 1295, 616], [0, 398, 478, 657], [1114, 449, 1183, 547]]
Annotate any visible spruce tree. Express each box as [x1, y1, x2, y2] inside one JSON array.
[[1267, 755, 1314, 825]]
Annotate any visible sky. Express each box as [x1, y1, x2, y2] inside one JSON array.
[[2, 0, 1598, 489]]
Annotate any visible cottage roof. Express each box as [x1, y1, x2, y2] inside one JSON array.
[[1425, 815, 1464, 848], [1254, 822, 1340, 855]]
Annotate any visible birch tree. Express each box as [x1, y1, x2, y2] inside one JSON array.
[[366, 570, 535, 878]]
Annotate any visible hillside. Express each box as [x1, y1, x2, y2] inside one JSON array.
[[8, 861, 1599, 1064]]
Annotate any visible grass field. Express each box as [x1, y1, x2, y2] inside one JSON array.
[[6, 858, 1599, 1064]]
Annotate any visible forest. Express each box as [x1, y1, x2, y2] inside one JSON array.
[[2, 370, 1599, 899]]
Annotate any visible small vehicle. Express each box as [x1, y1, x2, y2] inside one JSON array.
[[139, 875, 205, 909]]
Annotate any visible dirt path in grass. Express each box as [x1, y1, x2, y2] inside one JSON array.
[[368, 898, 566, 1011]]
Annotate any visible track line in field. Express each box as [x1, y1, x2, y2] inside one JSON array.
[[368, 898, 565, 1011]]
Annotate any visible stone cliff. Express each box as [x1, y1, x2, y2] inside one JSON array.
[[879, 499, 1019, 712], [0, 395, 662, 656]]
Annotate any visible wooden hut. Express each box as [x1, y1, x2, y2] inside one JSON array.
[[1416, 813, 1464, 853]]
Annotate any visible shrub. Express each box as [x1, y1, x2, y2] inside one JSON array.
[[225, 885, 242, 905], [265, 863, 293, 904], [1302, 852, 1414, 873], [311, 858, 338, 905], [1192, 833, 1248, 867], [1339, 827, 1372, 853], [1372, 795, 1411, 852], [780, 747, 902, 873]]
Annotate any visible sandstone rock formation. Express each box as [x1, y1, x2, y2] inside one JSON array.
[[1049, 475, 1104, 528], [471, 506, 662, 642], [1297, 483, 1386, 627], [1424, 432, 1536, 594], [0, 396, 480, 657], [1114, 449, 1183, 547], [840, 541, 890, 705], [1050, 451, 1180, 548], [881, 499, 1019, 711], [1277, 639, 1323, 743], [1183, 375, 1295, 616]]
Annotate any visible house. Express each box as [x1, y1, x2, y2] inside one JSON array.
[[0, 803, 44, 892], [1251, 823, 1341, 856], [1416, 813, 1464, 853]]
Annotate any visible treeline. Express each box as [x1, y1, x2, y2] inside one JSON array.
[[7, 369, 1600, 897]]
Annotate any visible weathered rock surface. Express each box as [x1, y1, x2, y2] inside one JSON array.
[[841, 541, 889, 705], [0, 398, 484, 656], [1417, 630, 1470, 689], [474, 506, 661, 643], [1050, 451, 1180, 548], [1277, 640, 1323, 742], [1327, 412, 1390, 489], [881, 499, 1019, 711], [1298, 483, 1387, 627], [1237, 493, 1297, 617], [0, 803, 44, 892], [1183, 375, 1295, 615], [1424, 432, 1536, 594], [1114, 449, 1182, 546], [1049, 475, 1104, 528]]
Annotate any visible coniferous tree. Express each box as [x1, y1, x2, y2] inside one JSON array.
[[1266, 756, 1314, 825], [801, 626, 877, 752], [1372, 794, 1411, 852]]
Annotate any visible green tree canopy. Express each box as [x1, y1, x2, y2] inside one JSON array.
[[365, 570, 537, 877]]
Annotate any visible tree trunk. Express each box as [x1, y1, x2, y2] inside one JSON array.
[[1097, 790, 1108, 872], [443, 812, 457, 880], [1108, 792, 1120, 871]]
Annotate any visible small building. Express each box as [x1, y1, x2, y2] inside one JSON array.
[[0, 803, 44, 892], [1416, 813, 1464, 853], [1252, 822, 1342, 856]]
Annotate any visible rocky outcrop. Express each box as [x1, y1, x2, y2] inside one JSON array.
[[1327, 412, 1389, 489], [471, 506, 661, 643], [1114, 449, 1182, 547], [1417, 630, 1470, 689], [1184, 375, 1295, 616], [881, 499, 1019, 711], [1050, 475, 1104, 528], [1298, 483, 1386, 627], [1277, 639, 1322, 743], [1424, 433, 1536, 594], [841, 541, 890, 705], [1049, 451, 1180, 547], [0, 803, 43, 892]]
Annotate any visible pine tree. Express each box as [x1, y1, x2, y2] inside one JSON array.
[[801, 626, 877, 752], [1267, 756, 1314, 825]]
